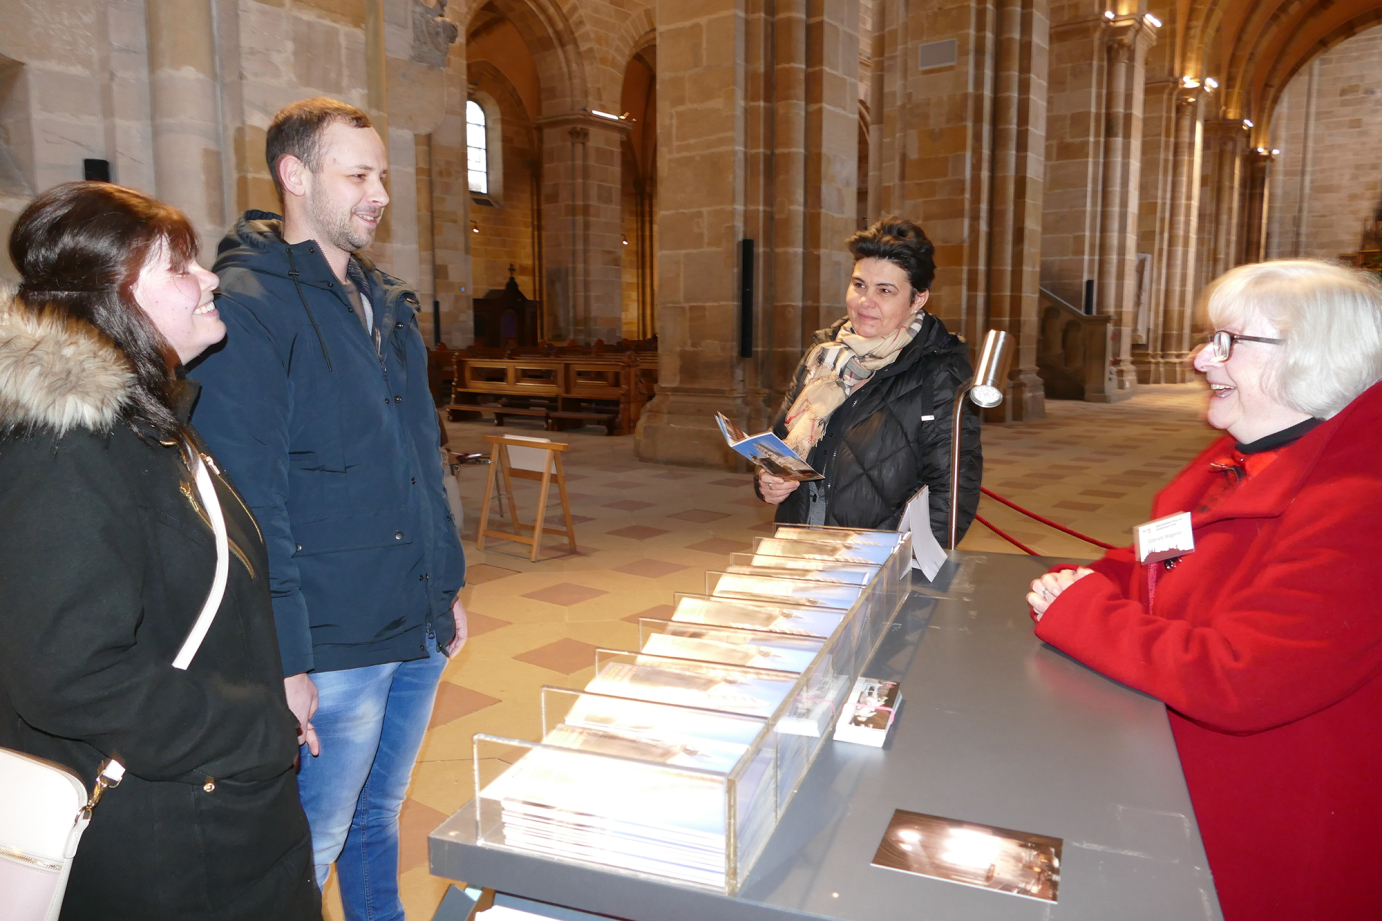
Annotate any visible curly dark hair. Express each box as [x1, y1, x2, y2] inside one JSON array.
[[846, 218, 936, 294], [10, 181, 199, 440]]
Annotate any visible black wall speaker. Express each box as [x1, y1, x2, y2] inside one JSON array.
[[83, 159, 111, 183], [739, 238, 754, 359]]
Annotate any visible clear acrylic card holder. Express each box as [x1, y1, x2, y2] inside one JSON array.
[[472, 527, 913, 896], [668, 592, 851, 639], [636, 618, 827, 674], [473, 732, 762, 893]]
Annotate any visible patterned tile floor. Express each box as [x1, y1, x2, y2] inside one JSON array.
[[322, 382, 1222, 919]]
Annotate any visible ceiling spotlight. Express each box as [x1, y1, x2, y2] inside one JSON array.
[[1243, 119, 1254, 128], [1144, 13, 1162, 27], [591, 109, 622, 121], [1271, 148, 1281, 155], [471, 221, 479, 234], [1103, 10, 1115, 19], [1182, 76, 1201, 89], [1256, 147, 1267, 154], [621, 236, 629, 246], [1205, 77, 1219, 90]]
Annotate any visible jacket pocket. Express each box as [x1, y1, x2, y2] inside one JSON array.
[[290, 510, 417, 556]]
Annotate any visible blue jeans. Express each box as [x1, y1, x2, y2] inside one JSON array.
[[298, 641, 448, 921]]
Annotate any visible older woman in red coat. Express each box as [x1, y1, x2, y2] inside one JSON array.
[[1027, 260, 1382, 921]]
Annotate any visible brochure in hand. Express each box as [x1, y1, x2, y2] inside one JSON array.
[[715, 412, 822, 481]]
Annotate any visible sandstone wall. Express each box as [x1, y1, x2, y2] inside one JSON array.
[[1267, 24, 1382, 260]]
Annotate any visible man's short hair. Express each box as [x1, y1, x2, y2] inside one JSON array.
[[266, 97, 374, 199], [1205, 259, 1382, 419]]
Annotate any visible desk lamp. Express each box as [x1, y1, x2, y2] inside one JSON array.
[[948, 329, 1014, 548]]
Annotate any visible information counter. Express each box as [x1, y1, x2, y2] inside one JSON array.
[[430, 552, 1223, 921]]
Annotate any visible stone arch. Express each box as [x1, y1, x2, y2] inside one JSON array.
[[1259, 11, 1382, 130], [612, 8, 656, 81], [464, 0, 592, 116]]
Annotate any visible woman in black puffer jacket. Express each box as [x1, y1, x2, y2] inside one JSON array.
[[758, 219, 982, 546]]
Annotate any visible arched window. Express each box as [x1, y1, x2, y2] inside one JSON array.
[[466, 100, 488, 194]]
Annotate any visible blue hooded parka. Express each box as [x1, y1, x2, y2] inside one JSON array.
[[190, 211, 465, 676]]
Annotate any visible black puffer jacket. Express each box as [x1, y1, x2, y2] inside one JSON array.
[[770, 313, 982, 544]]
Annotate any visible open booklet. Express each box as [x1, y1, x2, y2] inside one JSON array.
[[715, 412, 823, 481]]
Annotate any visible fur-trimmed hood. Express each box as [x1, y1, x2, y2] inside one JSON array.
[[0, 299, 133, 434]]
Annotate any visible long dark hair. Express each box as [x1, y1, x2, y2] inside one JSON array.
[[10, 181, 199, 439]]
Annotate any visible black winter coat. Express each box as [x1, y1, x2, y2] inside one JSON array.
[[770, 313, 983, 544], [0, 308, 318, 920]]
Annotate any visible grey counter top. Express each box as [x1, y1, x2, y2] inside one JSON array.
[[430, 552, 1222, 921]]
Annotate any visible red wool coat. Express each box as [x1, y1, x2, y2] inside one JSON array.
[[1035, 382, 1382, 921]]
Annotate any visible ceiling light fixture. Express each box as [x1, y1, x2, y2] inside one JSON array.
[[1103, 10, 1115, 19], [1205, 77, 1219, 90], [1182, 76, 1201, 89], [1271, 148, 1281, 155], [471, 221, 479, 234], [591, 109, 622, 121], [1243, 119, 1254, 128], [1144, 13, 1162, 27]]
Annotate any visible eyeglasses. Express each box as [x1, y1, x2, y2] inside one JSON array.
[[1208, 329, 1283, 361]]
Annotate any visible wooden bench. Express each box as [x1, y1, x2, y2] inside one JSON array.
[[445, 351, 659, 435]]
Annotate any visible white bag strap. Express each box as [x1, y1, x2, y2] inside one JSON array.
[[171, 451, 230, 671], [70, 451, 227, 811]]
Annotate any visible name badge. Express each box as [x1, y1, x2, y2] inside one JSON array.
[[1134, 511, 1195, 565]]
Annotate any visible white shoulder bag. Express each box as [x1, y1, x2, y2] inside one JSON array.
[[0, 449, 230, 921]]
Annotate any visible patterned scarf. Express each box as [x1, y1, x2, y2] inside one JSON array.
[[784, 310, 928, 457]]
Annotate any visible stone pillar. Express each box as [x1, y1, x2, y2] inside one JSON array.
[[637, 0, 860, 467], [984, 0, 1049, 422], [1097, 19, 1153, 398], [1155, 87, 1203, 382], [1199, 120, 1247, 287], [768, 0, 809, 404], [636, 0, 751, 468], [145, 0, 225, 250], [1133, 77, 1174, 381], [1240, 148, 1273, 264], [539, 117, 625, 343]]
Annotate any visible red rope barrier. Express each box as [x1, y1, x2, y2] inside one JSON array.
[[979, 487, 1118, 550], [974, 514, 1039, 555]]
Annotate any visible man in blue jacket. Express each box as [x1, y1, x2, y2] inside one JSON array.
[[190, 97, 467, 920]]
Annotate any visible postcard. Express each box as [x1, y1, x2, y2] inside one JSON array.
[[773, 526, 906, 547], [832, 677, 900, 746], [871, 809, 1062, 902], [670, 595, 847, 638]]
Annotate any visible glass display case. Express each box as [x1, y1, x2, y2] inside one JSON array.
[[471, 526, 912, 895]]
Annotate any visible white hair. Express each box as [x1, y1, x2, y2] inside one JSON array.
[[1205, 259, 1382, 419]]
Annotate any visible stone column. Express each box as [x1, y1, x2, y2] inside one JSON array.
[[145, 0, 225, 250], [1097, 19, 1154, 398], [984, 0, 1049, 422], [1240, 148, 1274, 264], [1156, 87, 1203, 382], [638, 0, 860, 467], [1199, 119, 1248, 286], [538, 117, 625, 343], [636, 0, 752, 468]]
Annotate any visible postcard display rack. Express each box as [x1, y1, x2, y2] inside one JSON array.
[[472, 525, 912, 895]]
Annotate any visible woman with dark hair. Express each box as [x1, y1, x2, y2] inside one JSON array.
[[757, 217, 982, 544], [0, 182, 319, 920]]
